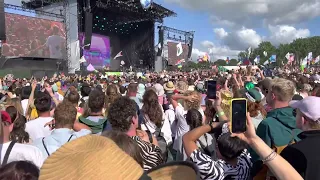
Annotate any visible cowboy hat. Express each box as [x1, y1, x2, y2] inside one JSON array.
[[164, 81, 176, 91]]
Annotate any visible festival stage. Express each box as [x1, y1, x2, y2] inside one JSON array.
[[0, 0, 175, 74]]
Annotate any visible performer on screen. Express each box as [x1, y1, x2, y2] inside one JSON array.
[[46, 26, 65, 59]]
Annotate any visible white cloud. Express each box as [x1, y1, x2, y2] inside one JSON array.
[[164, 0, 320, 27], [213, 28, 228, 39], [210, 25, 310, 51], [192, 41, 240, 61], [268, 25, 310, 44], [214, 27, 263, 50], [200, 40, 214, 48]]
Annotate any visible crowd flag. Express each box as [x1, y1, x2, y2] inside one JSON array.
[[269, 55, 276, 63], [176, 42, 183, 56], [263, 60, 269, 66], [263, 51, 268, 57], [114, 51, 123, 59], [254, 55, 260, 64], [247, 47, 252, 57], [86, 64, 95, 72], [79, 56, 86, 63], [308, 52, 313, 61], [226, 57, 230, 64], [302, 56, 308, 66], [315, 56, 320, 64], [289, 54, 295, 63], [285, 52, 291, 60]]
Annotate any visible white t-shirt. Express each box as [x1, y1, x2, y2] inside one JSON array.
[[25, 117, 53, 141], [46, 35, 65, 59], [21, 99, 29, 116], [0, 141, 44, 168]]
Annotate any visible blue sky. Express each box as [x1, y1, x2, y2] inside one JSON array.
[[155, 0, 320, 60]]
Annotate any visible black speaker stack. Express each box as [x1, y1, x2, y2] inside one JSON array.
[[83, 10, 92, 50]]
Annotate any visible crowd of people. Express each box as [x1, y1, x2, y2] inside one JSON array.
[[0, 66, 319, 180]]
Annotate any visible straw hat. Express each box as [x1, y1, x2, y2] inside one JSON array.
[[40, 135, 199, 180], [164, 81, 175, 91]]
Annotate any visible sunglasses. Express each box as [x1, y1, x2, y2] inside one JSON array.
[[292, 109, 297, 117]]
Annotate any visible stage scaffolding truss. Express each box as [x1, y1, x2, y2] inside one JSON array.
[[158, 25, 195, 65]]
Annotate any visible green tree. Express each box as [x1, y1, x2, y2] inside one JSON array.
[[229, 59, 239, 66], [214, 59, 227, 66]]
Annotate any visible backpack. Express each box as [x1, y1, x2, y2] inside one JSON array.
[[254, 117, 299, 180], [1, 141, 15, 167], [141, 113, 168, 162], [196, 133, 216, 158]]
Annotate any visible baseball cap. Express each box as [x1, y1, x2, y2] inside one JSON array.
[[1, 111, 12, 124], [289, 96, 320, 121]]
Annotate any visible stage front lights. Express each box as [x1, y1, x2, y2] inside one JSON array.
[[96, 16, 99, 19]]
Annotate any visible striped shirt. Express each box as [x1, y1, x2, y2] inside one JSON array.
[[132, 136, 164, 171], [190, 149, 252, 180]]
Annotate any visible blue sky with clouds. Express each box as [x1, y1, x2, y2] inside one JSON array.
[[4, 0, 320, 61], [156, 0, 320, 60]]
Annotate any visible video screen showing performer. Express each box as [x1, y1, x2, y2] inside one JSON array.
[[2, 13, 66, 59]]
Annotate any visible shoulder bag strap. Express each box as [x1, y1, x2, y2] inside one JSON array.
[[2, 141, 16, 165], [42, 137, 51, 156], [67, 135, 74, 142], [141, 113, 154, 143]]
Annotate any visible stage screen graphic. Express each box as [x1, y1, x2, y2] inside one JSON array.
[[2, 13, 66, 59], [167, 41, 189, 66], [79, 33, 111, 68]]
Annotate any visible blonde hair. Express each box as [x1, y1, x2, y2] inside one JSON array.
[[270, 78, 295, 102], [183, 91, 200, 111]]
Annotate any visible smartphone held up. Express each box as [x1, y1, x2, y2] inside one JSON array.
[[230, 98, 247, 133], [206, 80, 217, 99]]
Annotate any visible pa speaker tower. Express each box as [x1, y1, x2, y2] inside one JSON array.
[[84, 11, 92, 50], [0, 0, 6, 41]]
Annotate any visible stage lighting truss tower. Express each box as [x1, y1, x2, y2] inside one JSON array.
[[159, 25, 195, 61], [62, 0, 71, 71]]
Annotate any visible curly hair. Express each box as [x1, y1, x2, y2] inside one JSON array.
[[108, 97, 137, 132], [102, 131, 143, 167], [105, 84, 121, 116], [186, 109, 203, 130], [6, 106, 30, 143], [183, 91, 201, 111], [142, 89, 163, 128]]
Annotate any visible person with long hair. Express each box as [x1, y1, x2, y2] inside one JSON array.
[[140, 89, 172, 146], [6, 106, 30, 144], [180, 109, 215, 161], [5, 98, 24, 116], [104, 84, 121, 116]]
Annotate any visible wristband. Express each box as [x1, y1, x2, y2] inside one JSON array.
[[262, 150, 277, 164]]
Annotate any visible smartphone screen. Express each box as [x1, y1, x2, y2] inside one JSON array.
[[36, 84, 41, 92], [206, 80, 216, 99], [231, 99, 247, 133]]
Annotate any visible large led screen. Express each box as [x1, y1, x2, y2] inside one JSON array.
[[2, 13, 66, 59], [79, 33, 111, 68], [167, 41, 189, 66]]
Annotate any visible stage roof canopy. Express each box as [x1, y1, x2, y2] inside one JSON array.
[[24, 0, 176, 22]]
